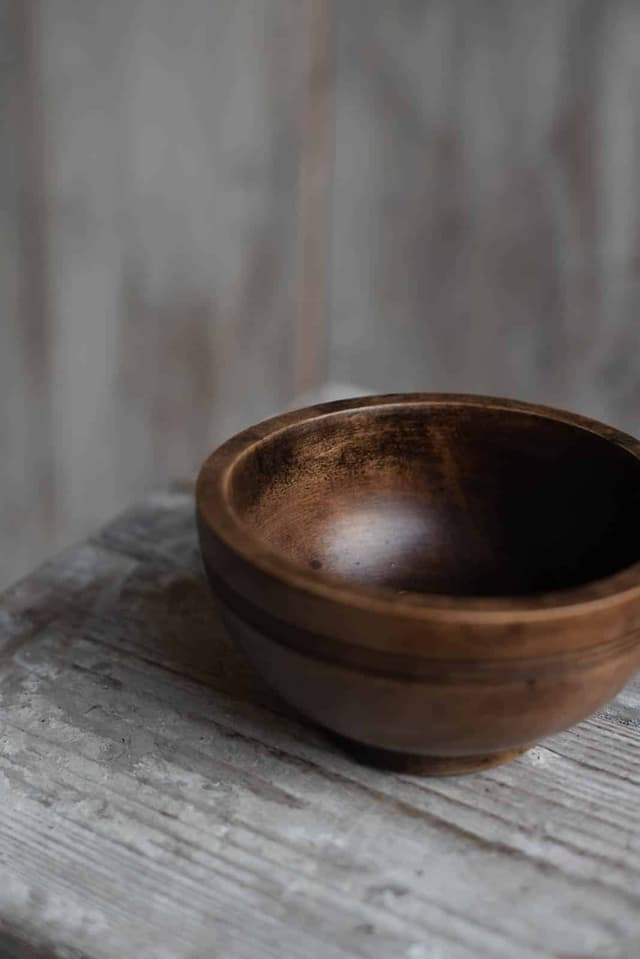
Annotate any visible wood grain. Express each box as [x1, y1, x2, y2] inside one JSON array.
[[1, 0, 307, 588], [5, 0, 640, 600], [328, 0, 640, 433], [294, 0, 336, 395], [1, 491, 640, 958], [0, 0, 57, 587], [45, 0, 306, 539]]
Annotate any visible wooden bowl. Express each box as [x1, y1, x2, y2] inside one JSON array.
[[196, 394, 640, 774]]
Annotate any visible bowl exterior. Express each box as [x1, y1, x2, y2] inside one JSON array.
[[214, 591, 640, 759], [195, 393, 640, 768], [198, 516, 640, 761]]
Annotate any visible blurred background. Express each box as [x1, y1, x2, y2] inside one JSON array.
[[2, 0, 640, 588]]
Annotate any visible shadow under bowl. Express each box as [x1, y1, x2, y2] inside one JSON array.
[[196, 393, 640, 774]]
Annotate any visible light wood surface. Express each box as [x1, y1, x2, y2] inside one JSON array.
[[1, 489, 639, 958], [328, 0, 640, 424], [4, 0, 640, 593], [1, 0, 309, 587]]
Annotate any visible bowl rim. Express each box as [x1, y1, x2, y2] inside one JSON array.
[[196, 393, 640, 623]]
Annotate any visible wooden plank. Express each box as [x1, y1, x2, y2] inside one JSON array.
[[7, 0, 640, 598], [328, 0, 640, 433], [41, 0, 304, 537], [0, 0, 57, 588], [294, 0, 336, 395], [1, 0, 306, 590], [1, 494, 640, 958]]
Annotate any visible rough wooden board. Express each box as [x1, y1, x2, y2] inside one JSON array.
[[1, 493, 640, 959]]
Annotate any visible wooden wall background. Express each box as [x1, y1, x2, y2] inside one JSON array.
[[2, 0, 640, 588]]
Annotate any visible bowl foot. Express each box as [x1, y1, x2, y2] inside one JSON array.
[[331, 735, 530, 775]]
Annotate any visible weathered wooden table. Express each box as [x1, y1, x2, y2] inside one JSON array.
[[1, 487, 640, 959]]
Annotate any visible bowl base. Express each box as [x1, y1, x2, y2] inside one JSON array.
[[331, 735, 530, 775]]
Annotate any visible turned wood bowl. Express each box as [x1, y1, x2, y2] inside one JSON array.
[[196, 394, 640, 774]]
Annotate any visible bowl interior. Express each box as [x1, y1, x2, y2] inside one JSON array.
[[228, 404, 640, 598]]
